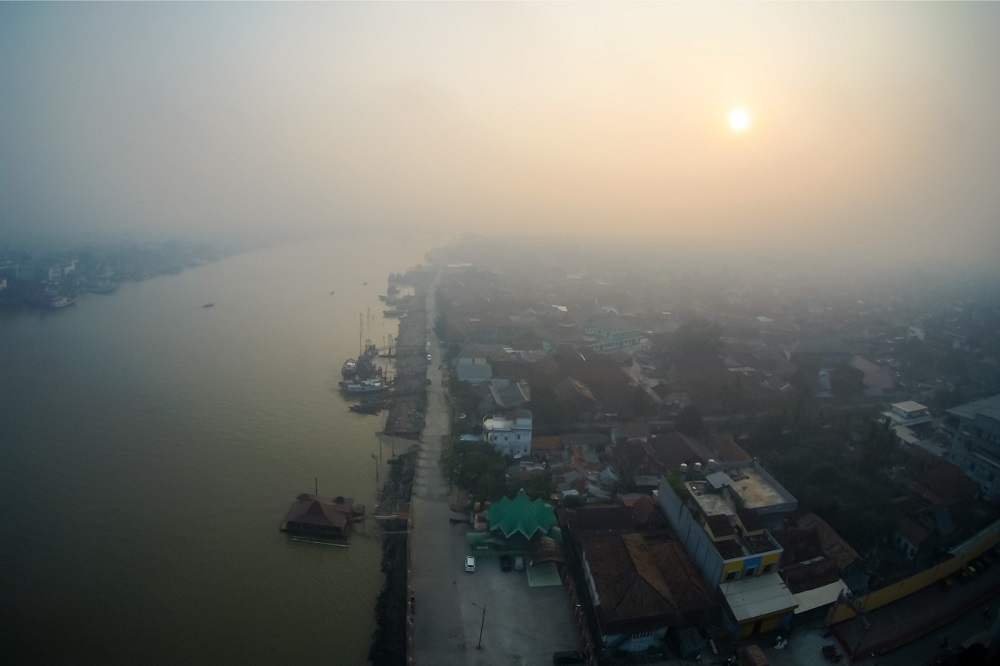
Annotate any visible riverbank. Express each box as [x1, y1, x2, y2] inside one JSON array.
[[369, 450, 417, 666], [383, 269, 434, 439], [369, 267, 433, 665]]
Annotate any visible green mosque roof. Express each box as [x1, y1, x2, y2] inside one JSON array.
[[487, 489, 556, 541]]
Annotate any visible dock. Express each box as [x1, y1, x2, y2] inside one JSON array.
[[382, 270, 433, 440]]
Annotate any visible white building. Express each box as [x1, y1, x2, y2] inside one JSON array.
[[882, 401, 932, 428], [944, 394, 1000, 502], [582, 314, 646, 352], [482, 409, 533, 458]]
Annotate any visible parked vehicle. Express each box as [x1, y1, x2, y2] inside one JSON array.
[[465, 555, 476, 572], [822, 644, 843, 663], [514, 555, 525, 571], [500, 555, 512, 572]]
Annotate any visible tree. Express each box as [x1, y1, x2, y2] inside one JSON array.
[[443, 439, 508, 501], [629, 386, 657, 418], [448, 376, 481, 423], [676, 405, 705, 438], [830, 363, 865, 399], [528, 385, 577, 435], [937, 349, 968, 376], [857, 420, 897, 475], [674, 318, 724, 360]]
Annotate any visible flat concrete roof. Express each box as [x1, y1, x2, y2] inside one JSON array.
[[730, 467, 789, 511], [687, 481, 735, 517], [794, 579, 849, 615], [892, 400, 928, 413], [721, 574, 798, 622]]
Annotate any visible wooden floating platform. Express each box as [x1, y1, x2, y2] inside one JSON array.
[[280, 493, 364, 542]]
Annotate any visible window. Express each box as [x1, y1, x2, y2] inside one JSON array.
[[763, 563, 774, 574], [744, 568, 755, 577], [725, 571, 738, 581]]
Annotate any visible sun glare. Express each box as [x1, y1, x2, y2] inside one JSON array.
[[728, 107, 751, 132]]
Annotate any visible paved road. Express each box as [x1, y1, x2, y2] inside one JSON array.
[[410, 284, 469, 665], [409, 282, 583, 666]]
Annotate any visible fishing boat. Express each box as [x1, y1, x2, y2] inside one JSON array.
[[48, 294, 76, 308], [341, 358, 357, 379], [339, 379, 388, 394]]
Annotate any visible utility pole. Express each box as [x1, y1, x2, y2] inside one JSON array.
[[473, 602, 486, 649]]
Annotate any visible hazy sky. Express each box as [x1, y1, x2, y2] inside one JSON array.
[[2, 2, 998, 265]]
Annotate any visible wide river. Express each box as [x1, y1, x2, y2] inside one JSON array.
[[0, 233, 437, 664]]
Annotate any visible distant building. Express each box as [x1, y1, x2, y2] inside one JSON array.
[[453, 344, 497, 385], [582, 314, 646, 352], [786, 340, 853, 367], [456, 362, 492, 385], [847, 355, 895, 396], [483, 409, 533, 457], [882, 401, 932, 428], [943, 394, 1000, 502]]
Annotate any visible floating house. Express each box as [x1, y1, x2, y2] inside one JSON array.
[[280, 493, 363, 541]]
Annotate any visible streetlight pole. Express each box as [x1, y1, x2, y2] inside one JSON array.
[[473, 602, 486, 649]]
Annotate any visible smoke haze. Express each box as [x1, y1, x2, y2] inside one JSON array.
[[2, 2, 998, 269]]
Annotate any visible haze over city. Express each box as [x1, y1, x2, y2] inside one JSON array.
[[5, 4, 1000, 665], [2, 2, 998, 270]]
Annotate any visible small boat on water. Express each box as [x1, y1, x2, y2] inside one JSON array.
[[88, 280, 118, 294], [48, 294, 76, 309], [341, 359, 357, 379], [349, 396, 390, 414], [339, 379, 389, 394], [202, 303, 215, 308]]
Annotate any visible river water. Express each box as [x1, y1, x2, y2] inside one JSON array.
[[0, 233, 435, 664]]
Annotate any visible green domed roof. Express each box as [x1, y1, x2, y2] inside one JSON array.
[[487, 489, 556, 541]]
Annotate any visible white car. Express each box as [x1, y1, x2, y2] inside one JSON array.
[[464, 555, 476, 572]]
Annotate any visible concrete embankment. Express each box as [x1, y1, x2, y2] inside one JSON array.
[[370, 269, 432, 665], [383, 279, 431, 439], [369, 450, 417, 666]]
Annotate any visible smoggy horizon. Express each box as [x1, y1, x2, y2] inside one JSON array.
[[2, 3, 998, 271]]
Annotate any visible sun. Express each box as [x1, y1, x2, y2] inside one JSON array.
[[727, 107, 751, 132]]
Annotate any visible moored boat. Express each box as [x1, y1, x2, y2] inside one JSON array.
[[49, 294, 76, 308], [339, 379, 388, 394]]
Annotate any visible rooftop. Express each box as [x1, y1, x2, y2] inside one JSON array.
[[946, 393, 1000, 422], [892, 400, 929, 414], [693, 466, 793, 514], [720, 573, 798, 623]]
